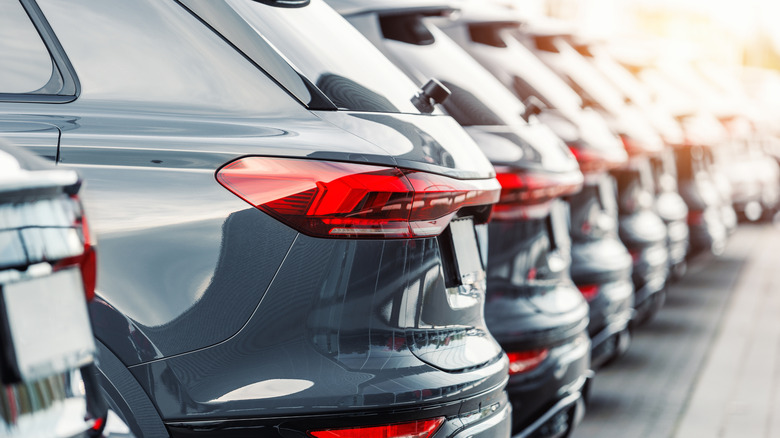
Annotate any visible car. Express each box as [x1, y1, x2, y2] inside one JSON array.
[[673, 145, 729, 255], [649, 149, 690, 279], [0, 138, 105, 437], [324, 3, 593, 435], [626, 63, 735, 251], [438, 10, 634, 367], [0, 0, 512, 436], [516, 27, 670, 324], [568, 40, 690, 280]]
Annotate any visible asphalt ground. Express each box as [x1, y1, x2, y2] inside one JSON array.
[[573, 223, 771, 438]]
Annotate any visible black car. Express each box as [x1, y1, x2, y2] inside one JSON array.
[[517, 28, 670, 324], [611, 159, 670, 323], [0, 1, 513, 436], [570, 41, 690, 280], [438, 11, 635, 367], [628, 64, 738, 242], [649, 149, 690, 279], [674, 145, 729, 255], [326, 3, 593, 435], [0, 139, 106, 437]]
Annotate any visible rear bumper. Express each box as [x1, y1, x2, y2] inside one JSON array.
[[511, 373, 591, 438], [689, 220, 727, 255], [166, 383, 512, 438], [590, 309, 633, 368], [506, 334, 590, 436], [665, 220, 689, 267], [631, 243, 669, 310]]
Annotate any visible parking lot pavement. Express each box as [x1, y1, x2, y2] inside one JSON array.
[[675, 223, 780, 438], [573, 224, 764, 438]]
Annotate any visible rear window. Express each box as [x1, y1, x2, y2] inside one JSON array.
[[378, 16, 524, 126], [0, 0, 77, 101], [181, 0, 423, 113]]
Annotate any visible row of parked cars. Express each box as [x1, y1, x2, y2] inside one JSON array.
[[2, 0, 777, 437]]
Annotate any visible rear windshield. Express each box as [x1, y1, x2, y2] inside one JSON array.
[[503, 30, 583, 112], [379, 16, 523, 126], [181, 0, 423, 113], [540, 36, 625, 116]]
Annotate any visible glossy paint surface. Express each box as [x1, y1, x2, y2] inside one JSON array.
[[129, 235, 506, 419], [0, 0, 509, 435]]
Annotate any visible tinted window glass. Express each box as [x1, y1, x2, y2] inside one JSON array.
[[379, 19, 524, 126], [183, 0, 423, 113], [0, 1, 56, 94], [176, 0, 333, 109]]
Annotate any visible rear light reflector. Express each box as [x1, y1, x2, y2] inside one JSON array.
[[308, 417, 445, 438], [491, 166, 582, 221], [577, 284, 600, 301], [216, 157, 500, 238], [507, 348, 549, 375]]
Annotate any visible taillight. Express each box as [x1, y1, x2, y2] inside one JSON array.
[[577, 284, 600, 301], [568, 146, 625, 174], [78, 213, 97, 301], [216, 157, 500, 238], [620, 134, 644, 157], [688, 210, 704, 226], [492, 166, 582, 221], [628, 249, 641, 263], [53, 194, 97, 301], [308, 418, 445, 438], [507, 349, 549, 375]]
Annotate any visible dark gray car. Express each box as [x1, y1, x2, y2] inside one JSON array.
[[0, 1, 512, 436]]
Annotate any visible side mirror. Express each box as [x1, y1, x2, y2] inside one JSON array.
[[411, 78, 451, 114], [521, 95, 546, 122]]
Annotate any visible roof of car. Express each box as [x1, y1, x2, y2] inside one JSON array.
[[325, 0, 459, 16]]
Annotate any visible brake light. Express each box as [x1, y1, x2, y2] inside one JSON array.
[[629, 249, 641, 263], [492, 167, 582, 221], [79, 214, 97, 301], [53, 195, 97, 301], [568, 146, 625, 174], [216, 157, 500, 238], [687, 210, 704, 226], [577, 284, 599, 301], [507, 349, 549, 375], [308, 418, 445, 438]]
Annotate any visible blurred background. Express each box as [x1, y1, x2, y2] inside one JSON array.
[[502, 0, 780, 68]]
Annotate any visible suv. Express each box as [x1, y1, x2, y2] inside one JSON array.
[[518, 28, 670, 323], [324, 3, 593, 435], [438, 10, 634, 367], [0, 1, 512, 436]]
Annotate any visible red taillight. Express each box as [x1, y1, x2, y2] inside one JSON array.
[[308, 418, 445, 438], [629, 249, 641, 263], [492, 167, 582, 221], [53, 195, 97, 301], [78, 212, 96, 301], [507, 349, 549, 375], [568, 146, 625, 174], [577, 284, 600, 301], [216, 157, 500, 238], [688, 210, 704, 226], [90, 416, 105, 432], [620, 134, 644, 156]]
